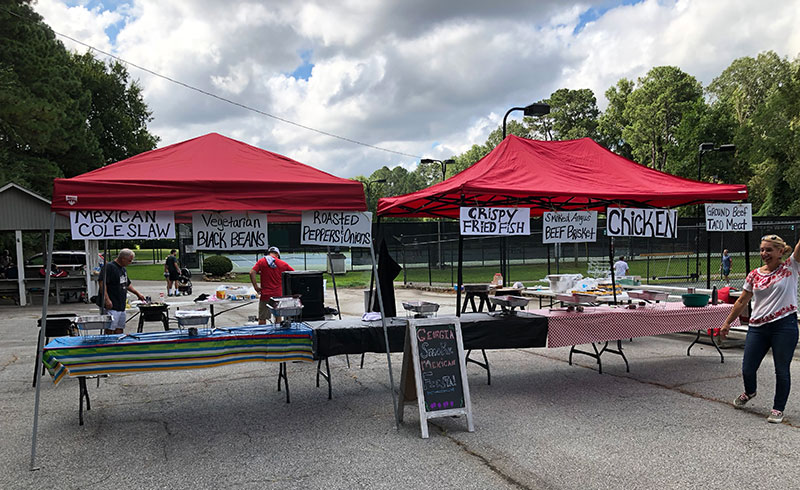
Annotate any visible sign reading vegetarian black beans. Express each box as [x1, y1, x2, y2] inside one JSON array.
[[416, 323, 464, 411], [398, 319, 474, 438]]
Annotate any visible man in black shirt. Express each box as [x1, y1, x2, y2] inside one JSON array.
[[164, 249, 181, 296], [98, 249, 145, 334]]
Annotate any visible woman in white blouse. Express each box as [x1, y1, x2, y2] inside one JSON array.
[[721, 234, 800, 424]]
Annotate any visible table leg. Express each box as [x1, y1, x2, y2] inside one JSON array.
[[277, 362, 290, 403], [687, 330, 724, 363], [78, 376, 91, 426], [210, 304, 215, 328], [465, 349, 491, 385], [137, 315, 144, 333]]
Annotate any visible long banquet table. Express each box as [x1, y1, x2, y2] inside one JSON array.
[[42, 324, 313, 424], [530, 302, 736, 373]]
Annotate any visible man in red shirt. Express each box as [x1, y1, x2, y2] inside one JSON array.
[[250, 246, 294, 324]]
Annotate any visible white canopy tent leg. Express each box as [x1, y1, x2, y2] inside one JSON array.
[[84, 240, 100, 299], [30, 211, 56, 470], [369, 241, 400, 428], [15, 230, 26, 306]]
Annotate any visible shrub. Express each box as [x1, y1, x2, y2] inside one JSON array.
[[203, 255, 233, 277]]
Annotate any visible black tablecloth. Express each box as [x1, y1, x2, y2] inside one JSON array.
[[309, 312, 548, 359]]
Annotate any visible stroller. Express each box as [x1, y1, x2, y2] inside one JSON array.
[[176, 267, 193, 295]]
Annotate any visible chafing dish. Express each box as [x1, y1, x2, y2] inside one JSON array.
[[556, 293, 599, 305], [75, 314, 112, 331], [267, 295, 304, 319], [402, 301, 440, 318], [464, 284, 491, 293], [175, 309, 211, 327], [489, 295, 530, 314], [627, 290, 669, 302]]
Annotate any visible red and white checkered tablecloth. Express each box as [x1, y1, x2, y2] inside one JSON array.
[[529, 302, 737, 348]]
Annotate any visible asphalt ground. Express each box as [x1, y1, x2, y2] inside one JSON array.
[[1, 280, 799, 489]]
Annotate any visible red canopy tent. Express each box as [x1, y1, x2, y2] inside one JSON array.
[[377, 135, 749, 320], [52, 132, 366, 214], [378, 136, 747, 218], [32, 133, 406, 470]]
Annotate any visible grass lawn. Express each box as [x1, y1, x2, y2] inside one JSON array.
[[127, 255, 760, 288]]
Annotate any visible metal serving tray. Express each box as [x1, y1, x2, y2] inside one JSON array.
[[402, 301, 440, 314], [267, 295, 304, 318], [555, 293, 599, 305], [75, 314, 112, 331], [627, 290, 669, 302], [175, 309, 211, 327], [489, 295, 530, 309]]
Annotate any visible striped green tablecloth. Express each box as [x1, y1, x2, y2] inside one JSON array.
[[42, 324, 313, 384]]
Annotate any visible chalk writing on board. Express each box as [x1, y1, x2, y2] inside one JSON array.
[[415, 324, 464, 412]]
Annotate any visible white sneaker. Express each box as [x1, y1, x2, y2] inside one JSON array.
[[767, 409, 784, 424]]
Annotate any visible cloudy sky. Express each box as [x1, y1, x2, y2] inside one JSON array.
[[33, 0, 800, 178]]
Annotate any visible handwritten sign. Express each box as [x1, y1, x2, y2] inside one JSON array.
[[542, 211, 597, 244], [300, 211, 372, 247], [191, 212, 267, 250], [459, 207, 530, 236], [70, 211, 175, 239], [705, 203, 752, 232], [606, 207, 677, 238], [399, 319, 474, 438]]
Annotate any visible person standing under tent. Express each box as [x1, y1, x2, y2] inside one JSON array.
[[721, 234, 800, 424], [250, 246, 294, 324], [98, 248, 146, 334], [613, 256, 629, 277], [164, 249, 181, 296], [721, 249, 733, 284]]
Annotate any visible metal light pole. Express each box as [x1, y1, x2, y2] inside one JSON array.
[[421, 158, 455, 270], [500, 102, 550, 281], [696, 142, 736, 282], [502, 102, 550, 139]]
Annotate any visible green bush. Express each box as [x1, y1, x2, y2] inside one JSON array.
[[203, 255, 233, 276]]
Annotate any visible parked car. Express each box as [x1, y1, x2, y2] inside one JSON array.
[[25, 251, 87, 277]]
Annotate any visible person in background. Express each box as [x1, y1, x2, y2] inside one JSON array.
[[164, 249, 181, 296], [613, 256, 629, 277], [0, 249, 12, 278], [98, 248, 145, 334], [721, 234, 800, 424], [250, 246, 294, 324], [721, 249, 733, 284]]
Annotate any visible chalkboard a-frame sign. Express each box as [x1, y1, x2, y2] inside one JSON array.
[[398, 318, 474, 438]]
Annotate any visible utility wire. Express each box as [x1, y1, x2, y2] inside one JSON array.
[[2, 6, 423, 160]]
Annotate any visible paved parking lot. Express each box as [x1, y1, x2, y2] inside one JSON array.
[[1, 280, 798, 489]]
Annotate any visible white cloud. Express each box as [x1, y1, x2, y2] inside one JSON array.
[[32, 0, 800, 179]]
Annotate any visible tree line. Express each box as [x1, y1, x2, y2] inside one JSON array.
[[360, 52, 800, 218], [0, 0, 159, 199]]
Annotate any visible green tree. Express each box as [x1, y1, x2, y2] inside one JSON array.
[[0, 0, 158, 197], [526, 88, 599, 141], [707, 51, 798, 214], [72, 53, 159, 166], [623, 66, 704, 172], [597, 78, 634, 159]]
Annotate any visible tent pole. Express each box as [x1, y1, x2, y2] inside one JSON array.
[[326, 246, 342, 320], [369, 241, 399, 428], [30, 211, 56, 471], [706, 233, 712, 289], [609, 236, 617, 304], [457, 233, 463, 318]]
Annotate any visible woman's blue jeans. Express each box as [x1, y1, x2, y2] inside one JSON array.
[[742, 313, 799, 411]]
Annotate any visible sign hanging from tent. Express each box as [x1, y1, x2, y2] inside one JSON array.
[[70, 211, 175, 239], [300, 211, 372, 247], [459, 207, 530, 236], [192, 212, 267, 250], [542, 211, 598, 243], [705, 203, 752, 231], [606, 207, 677, 238]]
